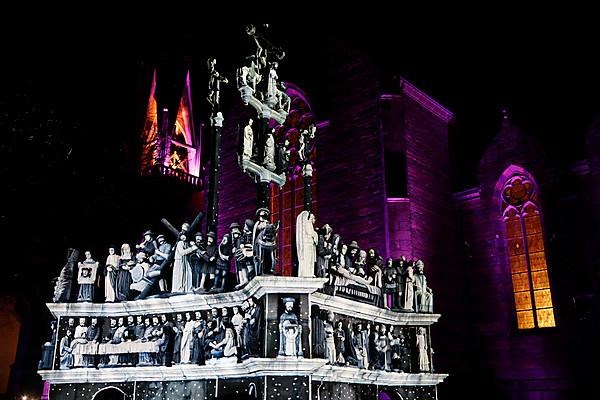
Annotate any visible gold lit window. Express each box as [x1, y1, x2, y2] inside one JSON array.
[[501, 173, 555, 329]]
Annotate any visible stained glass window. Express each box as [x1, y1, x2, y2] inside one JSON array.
[[500, 172, 555, 329]]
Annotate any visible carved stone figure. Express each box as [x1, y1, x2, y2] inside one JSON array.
[[323, 311, 336, 364], [404, 261, 416, 311], [276, 82, 291, 113], [136, 230, 157, 258], [366, 249, 383, 288], [230, 223, 246, 288], [72, 317, 88, 367], [77, 251, 98, 302], [264, 130, 276, 171], [231, 305, 245, 353], [192, 311, 206, 365], [414, 260, 434, 313], [207, 57, 228, 108], [316, 224, 333, 278], [247, 297, 261, 357], [296, 211, 318, 278], [159, 314, 175, 367], [104, 247, 119, 302], [152, 234, 172, 292], [276, 138, 291, 174], [383, 260, 400, 310], [116, 244, 133, 301], [38, 320, 57, 370], [416, 327, 430, 371], [368, 324, 380, 369], [334, 320, 346, 365], [253, 208, 278, 275], [350, 322, 368, 369], [212, 234, 232, 292], [278, 297, 303, 357], [208, 318, 237, 360], [235, 220, 255, 286], [190, 232, 206, 290], [179, 312, 194, 363], [266, 61, 279, 104], [130, 252, 151, 293], [298, 125, 316, 164], [242, 119, 254, 162], [85, 317, 101, 367], [59, 329, 73, 370], [199, 232, 217, 292], [172, 234, 198, 293], [376, 325, 391, 371], [172, 313, 184, 364], [53, 248, 79, 303]]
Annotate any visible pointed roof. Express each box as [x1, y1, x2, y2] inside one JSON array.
[[380, 78, 454, 124], [478, 108, 546, 187]]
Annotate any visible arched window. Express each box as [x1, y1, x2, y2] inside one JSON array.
[[498, 167, 555, 329]]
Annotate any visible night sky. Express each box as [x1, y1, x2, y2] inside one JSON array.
[[1, 12, 599, 396]]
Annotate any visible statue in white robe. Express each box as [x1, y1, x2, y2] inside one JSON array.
[[296, 211, 318, 278], [180, 313, 195, 363], [171, 235, 197, 293]]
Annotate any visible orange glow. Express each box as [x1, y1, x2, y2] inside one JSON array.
[[501, 171, 555, 329], [140, 69, 158, 173]]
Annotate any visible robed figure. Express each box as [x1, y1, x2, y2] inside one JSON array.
[[278, 298, 303, 357], [296, 211, 318, 277], [172, 235, 198, 293], [104, 248, 120, 302]]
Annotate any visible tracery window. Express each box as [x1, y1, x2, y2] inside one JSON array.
[[499, 169, 555, 329]]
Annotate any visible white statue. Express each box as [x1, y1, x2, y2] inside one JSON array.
[[267, 61, 279, 101], [414, 260, 433, 313], [242, 118, 254, 162], [278, 297, 303, 357], [77, 251, 98, 302], [264, 129, 276, 171], [104, 247, 119, 302], [171, 234, 198, 293], [404, 262, 415, 311], [416, 327, 430, 371], [296, 211, 317, 277]]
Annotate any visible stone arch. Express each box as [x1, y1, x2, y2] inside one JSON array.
[[91, 386, 126, 400]]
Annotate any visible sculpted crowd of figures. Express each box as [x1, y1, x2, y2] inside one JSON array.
[[52, 207, 433, 314], [51, 208, 279, 303], [296, 211, 434, 312], [39, 300, 262, 370], [312, 309, 431, 373]]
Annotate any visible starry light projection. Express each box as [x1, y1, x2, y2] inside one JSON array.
[[51, 382, 132, 400], [268, 376, 309, 400]]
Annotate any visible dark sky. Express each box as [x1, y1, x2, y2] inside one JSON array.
[[4, 15, 599, 191]]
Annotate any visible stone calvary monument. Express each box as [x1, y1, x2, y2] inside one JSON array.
[[38, 24, 446, 400]]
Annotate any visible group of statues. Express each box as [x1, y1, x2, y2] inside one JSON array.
[[313, 309, 430, 373], [45, 300, 262, 370], [54, 207, 282, 303], [296, 214, 434, 312], [240, 118, 297, 176], [237, 25, 290, 116]]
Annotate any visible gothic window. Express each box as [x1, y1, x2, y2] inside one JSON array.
[[499, 169, 555, 329]]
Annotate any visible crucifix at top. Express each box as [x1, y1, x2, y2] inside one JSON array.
[[236, 24, 294, 210]]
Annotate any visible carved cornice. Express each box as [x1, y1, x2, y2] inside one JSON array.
[[39, 358, 448, 386], [311, 292, 441, 326], [46, 277, 327, 318]]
